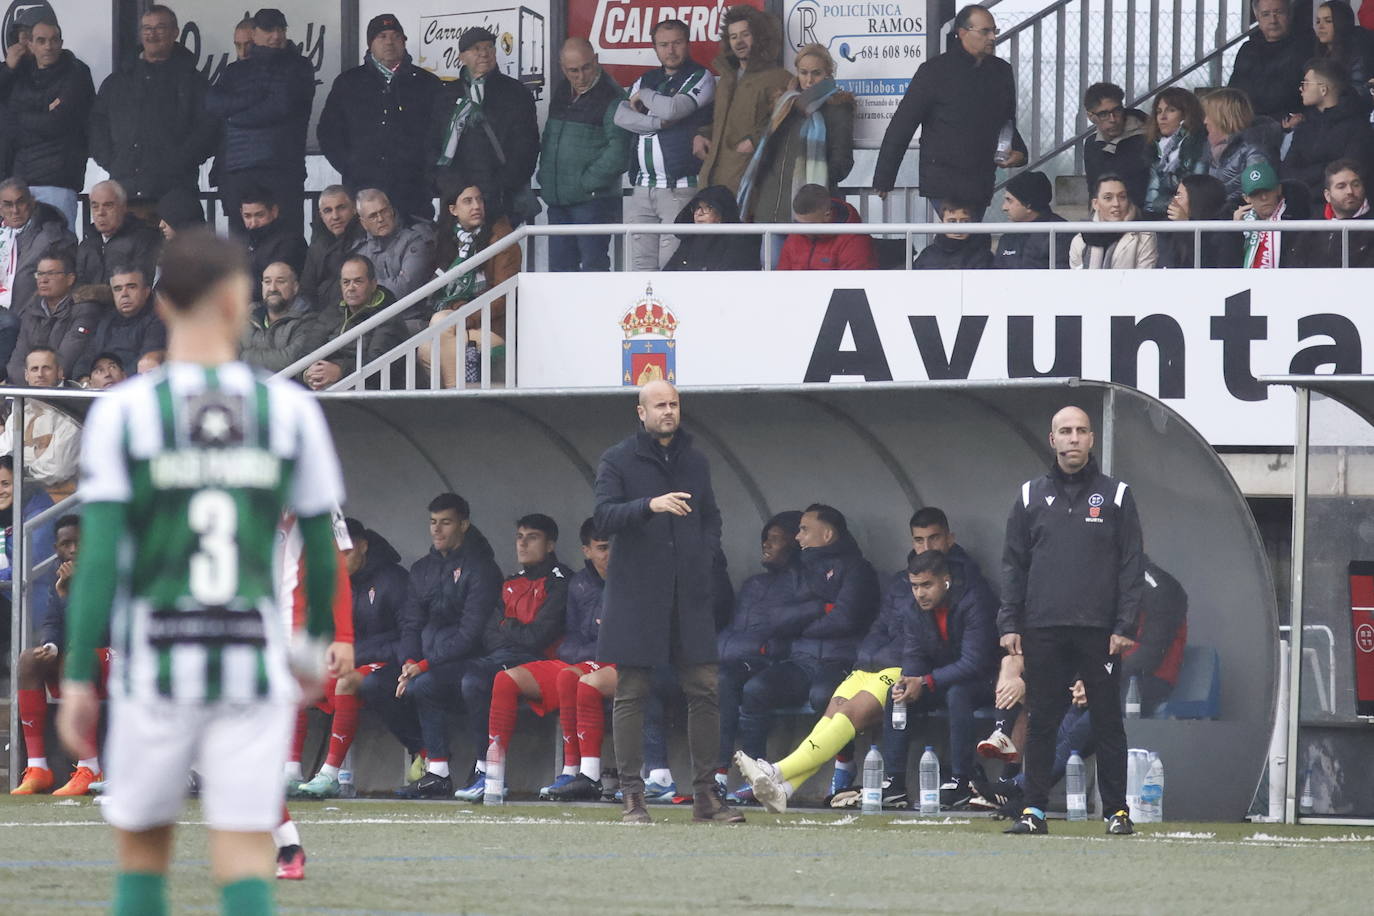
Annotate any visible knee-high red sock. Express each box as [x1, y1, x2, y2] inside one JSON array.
[[325, 693, 359, 768], [290, 709, 308, 763], [488, 673, 520, 754], [17, 689, 46, 761], [556, 667, 582, 768], [575, 680, 606, 761]]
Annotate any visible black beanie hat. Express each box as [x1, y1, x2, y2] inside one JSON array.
[[459, 27, 497, 52], [1004, 170, 1053, 212]]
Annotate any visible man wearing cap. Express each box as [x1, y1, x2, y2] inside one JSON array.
[[994, 170, 1071, 269], [206, 8, 316, 237], [319, 14, 442, 221], [1233, 160, 1311, 269], [425, 26, 539, 227]]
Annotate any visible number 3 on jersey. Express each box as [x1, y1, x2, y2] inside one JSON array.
[[189, 490, 239, 605]]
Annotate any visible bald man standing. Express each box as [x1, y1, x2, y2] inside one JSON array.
[[593, 381, 744, 824], [537, 38, 632, 272], [998, 406, 1145, 837]]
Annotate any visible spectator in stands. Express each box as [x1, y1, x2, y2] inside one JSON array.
[[1143, 87, 1210, 217], [318, 14, 441, 221], [6, 251, 101, 383], [241, 184, 307, 283], [617, 19, 717, 270], [995, 170, 1071, 269], [778, 184, 877, 270], [386, 493, 503, 798], [1234, 160, 1312, 267], [913, 200, 995, 269], [301, 186, 364, 312], [0, 16, 93, 230], [291, 517, 410, 799], [206, 8, 314, 237], [232, 17, 254, 61], [0, 178, 75, 316], [539, 38, 632, 272], [240, 262, 327, 373], [154, 186, 206, 240], [1205, 88, 1284, 209], [75, 267, 165, 379], [86, 352, 125, 390], [1300, 157, 1374, 264], [1228, 0, 1308, 124], [664, 184, 760, 271], [454, 514, 573, 802], [76, 180, 163, 286], [1282, 58, 1374, 200], [1159, 174, 1244, 267], [420, 182, 520, 388], [1313, 1, 1374, 97], [89, 6, 217, 206], [2, 347, 81, 498], [426, 27, 540, 228], [354, 188, 434, 307], [884, 550, 999, 810], [697, 5, 793, 194], [302, 254, 408, 390], [875, 4, 1026, 218], [1070, 174, 1159, 268], [1082, 82, 1151, 208], [737, 43, 855, 267]]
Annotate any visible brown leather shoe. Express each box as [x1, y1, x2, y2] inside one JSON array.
[[622, 791, 651, 824], [693, 793, 746, 824]]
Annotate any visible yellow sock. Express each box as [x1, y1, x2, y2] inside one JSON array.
[[777, 713, 857, 783]]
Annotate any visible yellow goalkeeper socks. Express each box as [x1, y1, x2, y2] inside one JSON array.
[[777, 712, 857, 783]]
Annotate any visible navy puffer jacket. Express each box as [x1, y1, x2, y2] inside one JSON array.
[[206, 42, 314, 177], [718, 554, 825, 662], [351, 529, 410, 667], [788, 532, 879, 666]]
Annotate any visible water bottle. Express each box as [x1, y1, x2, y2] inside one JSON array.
[[485, 738, 505, 806], [1065, 750, 1087, 821], [1124, 676, 1142, 719], [919, 746, 940, 815], [1300, 767, 1314, 813], [338, 749, 356, 799], [1125, 747, 1147, 814], [890, 686, 907, 730], [994, 121, 1014, 165], [861, 745, 883, 814], [1138, 752, 1164, 823]]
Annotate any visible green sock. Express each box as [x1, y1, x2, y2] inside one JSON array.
[[777, 713, 857, 783], [114, 872, 167, 916], [221, 877, 274, 916]]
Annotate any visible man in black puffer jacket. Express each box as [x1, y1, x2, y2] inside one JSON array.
[[206, 9, 315, 237], [1280, 60, 1374, 202], [89, 6, 218, 204], [995, 171, 1071, 270], [913, 200, 995, 269], [1226, 0, 1308, 123]]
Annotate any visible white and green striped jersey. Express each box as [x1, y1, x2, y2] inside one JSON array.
[[629, 69, 715, 189], [78, 361, 345, 704]]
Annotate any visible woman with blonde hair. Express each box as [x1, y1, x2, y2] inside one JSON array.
[[1202, 88, 1282, 206], [735, 42, 855, 262], [1143, 87, 1210, 215]]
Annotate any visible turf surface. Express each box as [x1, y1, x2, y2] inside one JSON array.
[[3, 797, 1373, 914]]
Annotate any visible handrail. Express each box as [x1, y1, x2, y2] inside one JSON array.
[[996, 0, 1075, 43]]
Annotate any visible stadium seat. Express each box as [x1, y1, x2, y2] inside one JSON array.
[[1155, 646, 1221, 720]]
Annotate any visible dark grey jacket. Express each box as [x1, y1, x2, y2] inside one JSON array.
[[239, 304, 330, 373], [7, 292, 104, 381], [74, 304, 166, 377], [75, 215, 163, 286], [7, 203, 76, 316], [994, 211, 1072, 269]]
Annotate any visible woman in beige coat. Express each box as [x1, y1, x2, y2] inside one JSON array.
[[1069, 174, 1159, 269]]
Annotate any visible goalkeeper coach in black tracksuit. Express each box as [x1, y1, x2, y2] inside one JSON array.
[[997, 405, 1145, 836]]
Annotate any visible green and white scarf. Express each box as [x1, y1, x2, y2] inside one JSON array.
[[435, 226, 491, 308], [436, 67, 488, 166]]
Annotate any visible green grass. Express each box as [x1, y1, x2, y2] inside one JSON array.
[[3, 797, 1374, 914]]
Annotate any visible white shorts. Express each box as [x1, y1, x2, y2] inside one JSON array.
[[102, 696, 294, 833]]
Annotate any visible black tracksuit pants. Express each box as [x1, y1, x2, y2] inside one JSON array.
[[1022, 625, 1128, 815]]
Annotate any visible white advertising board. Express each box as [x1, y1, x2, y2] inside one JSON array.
[[516, 269, 1369, 447]]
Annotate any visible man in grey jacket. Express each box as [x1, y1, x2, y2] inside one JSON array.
[[0, 178, 76, 316], [240, 261, 327, 372], [353, 188, 433, 322]]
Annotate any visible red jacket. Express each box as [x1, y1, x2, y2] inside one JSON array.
[[777, 199, 877, 270]]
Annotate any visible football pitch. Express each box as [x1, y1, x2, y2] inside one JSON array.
[[4, 798, 1374, 915]]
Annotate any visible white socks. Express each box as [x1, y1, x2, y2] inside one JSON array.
[[28, 756, 48, 770], [648, 768, 673, 787], [580, 756, 602, 781], [284, 761, 304, 781], [273, 820, 300, 849], [562, 764, 578, 776], [427, 760, 450, 778], [78, 757, 100, 772], [319, 764, 340, 780]]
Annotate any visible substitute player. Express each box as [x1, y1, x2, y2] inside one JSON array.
[[57, 230, 346, 916]]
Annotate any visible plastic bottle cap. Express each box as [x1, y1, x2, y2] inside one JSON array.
[[924, 746, 934, 751], [1071, 749, 1080, 756]]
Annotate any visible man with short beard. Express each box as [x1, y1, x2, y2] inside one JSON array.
[[1299, 158, 1374, 267], [75, 266, 166, 379], [75, 180, 163, 286], [241, 261, 327, 372], [300, 186, 365, 312]]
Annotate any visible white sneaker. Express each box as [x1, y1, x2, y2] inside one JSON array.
[[733, 751, 787, 814], [977, 729, 1020, 763]]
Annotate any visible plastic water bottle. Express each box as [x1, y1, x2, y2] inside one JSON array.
[[1065, 750, 1087, 821], [919, 746, 940, 815], [890, 686, 907, 730], [1300, 767, 1314, 813], [995, 121, 1014, 165], [485, 739, 505, 806], [1125, 676, 1142, 719], [1138, 752, 1164, 823], [1125, 747, 1148, 814], [861, 745, 883, 814], [338, 749, 356, 799]]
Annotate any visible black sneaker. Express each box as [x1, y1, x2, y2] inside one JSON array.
[[1004, 808, 1048, 835], [882, 777, 909, 809], [988, 778, 1025, 820], [547, 773, 603, 801], [395, 771, 453, 799], [940, 777, 973, 810], [1106, 809, 1135, 835]]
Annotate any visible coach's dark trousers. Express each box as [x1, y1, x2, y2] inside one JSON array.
[[615, 661, 719, 799], [1021, 625, 1128, 815]]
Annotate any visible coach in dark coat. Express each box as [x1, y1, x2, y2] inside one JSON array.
[[593, 380, 743, 825]]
